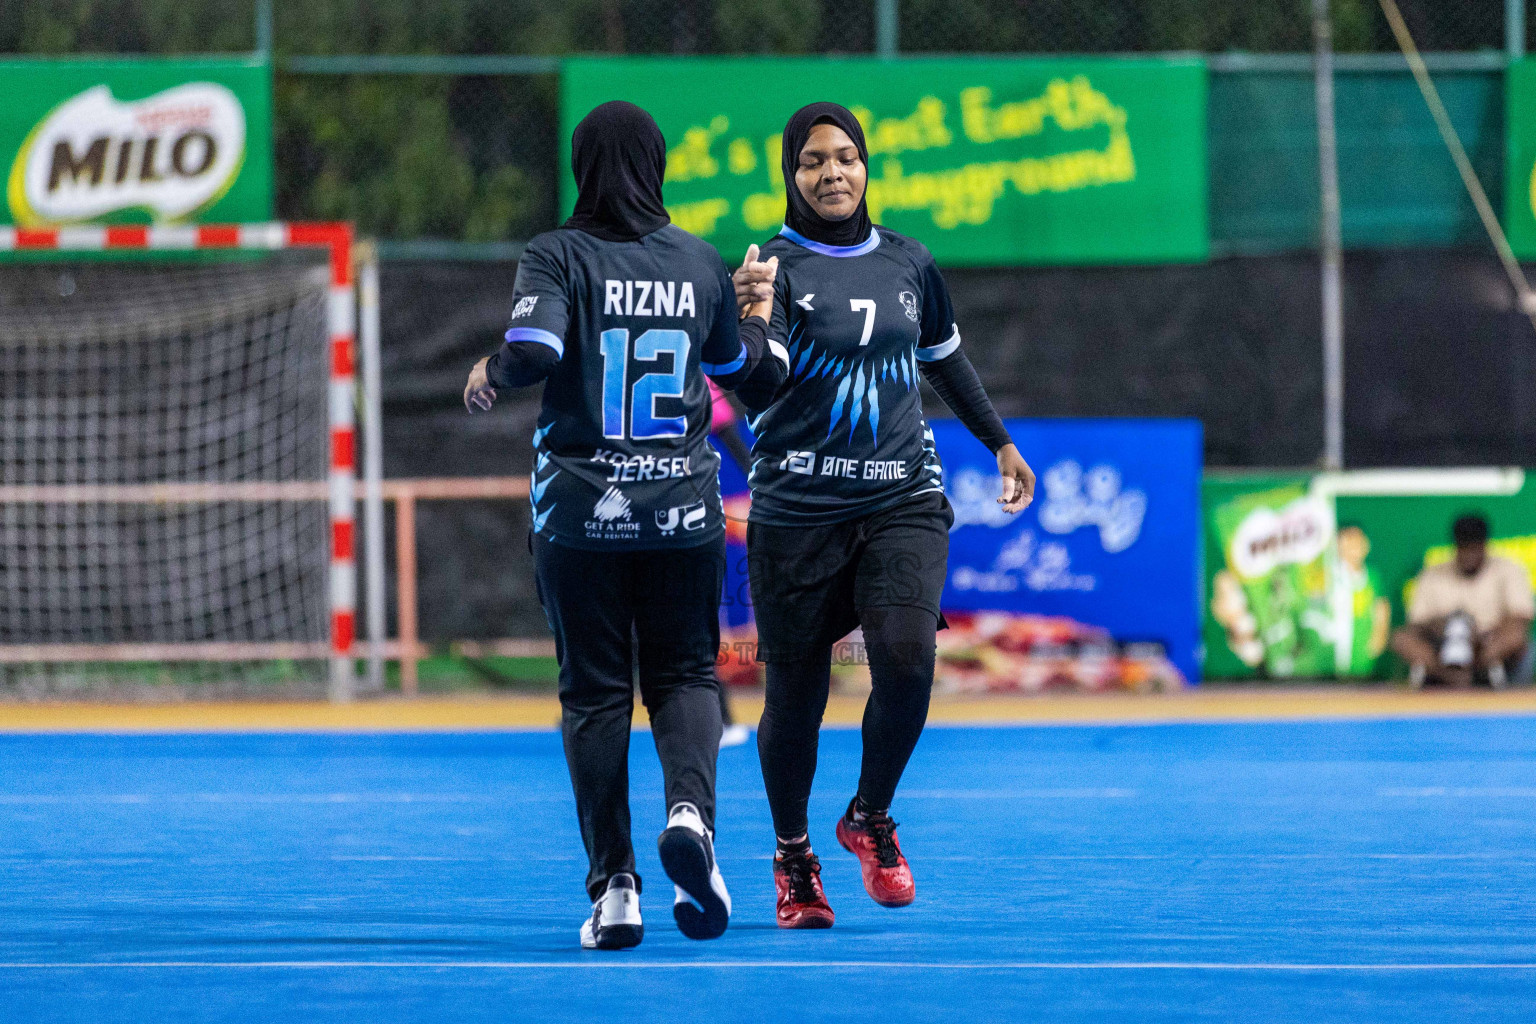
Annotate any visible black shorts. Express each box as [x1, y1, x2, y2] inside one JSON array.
[[747, 490, 953, 663]]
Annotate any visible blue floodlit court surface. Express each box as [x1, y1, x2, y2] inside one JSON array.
[[3, 716, 1535, 1022]]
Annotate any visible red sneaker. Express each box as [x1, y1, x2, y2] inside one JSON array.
[[773, 849, 835, 929], [835, 799, 915, 907]]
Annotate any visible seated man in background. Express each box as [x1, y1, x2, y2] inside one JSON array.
[[1391, 514, 1534, 689]]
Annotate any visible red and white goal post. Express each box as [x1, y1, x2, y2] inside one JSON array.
[[0, 222, 384, 701]]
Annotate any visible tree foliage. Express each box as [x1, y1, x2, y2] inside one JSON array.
[[0, 0, 1511, 240]]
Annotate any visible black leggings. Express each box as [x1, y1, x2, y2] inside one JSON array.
[[756, 604, 937, 840], [534, 534, 725, 901]]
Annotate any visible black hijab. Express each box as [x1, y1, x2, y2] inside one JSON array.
[[564, 101, 671, 242], [780, 102, 873, 248]]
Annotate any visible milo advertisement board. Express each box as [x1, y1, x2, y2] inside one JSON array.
[[1205, 469, 1536, 680], [0, 58, 271, 229], [1207, 477, 1338, 678]]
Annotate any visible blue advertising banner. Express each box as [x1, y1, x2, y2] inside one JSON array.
[[936, 418, 1203, 682]]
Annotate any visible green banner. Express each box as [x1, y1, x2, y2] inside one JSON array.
[[561, 57, 1207, 266], [1506, 59, 1536, 256], [0, 58, 271, 227], [1204, 470, 1536, 680]]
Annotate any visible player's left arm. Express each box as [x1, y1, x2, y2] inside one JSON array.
[[466, 241, 569, 412], [913, 253, 1034, 513]]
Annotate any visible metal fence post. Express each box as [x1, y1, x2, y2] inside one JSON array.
[[1511, 0, 1527, 62], [877, 0, 899, 57], [395, 490, 419, 697], [254, 0, 273, 57], [359, 247, 386, 694], [1314, 0, 1344, 471]]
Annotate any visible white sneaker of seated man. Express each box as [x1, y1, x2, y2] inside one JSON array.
[[580, 873, 642, 950], [657, 801, 731, 940]]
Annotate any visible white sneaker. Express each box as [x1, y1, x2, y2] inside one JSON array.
[[1489, 662, 1509, 690], [657, 802, 731, 940], [1408, 663, 1427, 690], [579, 873, 643, 950], [720, 724, 751, 749]]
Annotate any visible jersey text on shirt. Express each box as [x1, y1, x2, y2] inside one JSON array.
[[603, 279, 697, 318]]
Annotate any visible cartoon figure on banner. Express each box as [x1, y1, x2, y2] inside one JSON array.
[[1329, 523, 1391, 676]]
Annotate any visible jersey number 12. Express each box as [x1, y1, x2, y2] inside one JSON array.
[[599, 328, 691, 440]]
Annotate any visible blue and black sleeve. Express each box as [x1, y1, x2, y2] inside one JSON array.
[[486, 242, 567, 389], [912, 253, 1012, 454]]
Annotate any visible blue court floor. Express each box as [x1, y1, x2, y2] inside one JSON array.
[[1, 717, 1535, 1022]]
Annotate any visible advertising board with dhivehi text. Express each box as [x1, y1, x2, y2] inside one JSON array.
[[938, 418, 1203, 686]]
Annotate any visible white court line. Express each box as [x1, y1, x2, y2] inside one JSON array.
[[1, 851, 1531, 866], [0, 794, 467, 805], [781, 852, 1536, 862], [1378, 787, 1536, 797], [896, 789, 1139, 799], [0, 961, 1533, 971], [0, 789, 1137, 805], [12, 786, 1536, 804], [0, 794, 531, 805]]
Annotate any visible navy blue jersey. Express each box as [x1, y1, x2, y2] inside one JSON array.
[[747, 226, 962, 526], [500, 225, 758, 549]]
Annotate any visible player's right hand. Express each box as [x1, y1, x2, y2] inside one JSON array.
[[464, 356, 496, 413], [996, 444, 1036, 513], [733, 244, 777, 320]]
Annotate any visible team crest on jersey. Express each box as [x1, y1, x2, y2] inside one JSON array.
[[898, 291, 919, 322], [510, 296, 539, 319]]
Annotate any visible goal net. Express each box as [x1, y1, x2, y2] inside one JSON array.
[[0, 224, 361, 699]]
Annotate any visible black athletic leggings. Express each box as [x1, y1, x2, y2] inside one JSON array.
[[756, 604, 937, 840], [534, 534, 725, 901]]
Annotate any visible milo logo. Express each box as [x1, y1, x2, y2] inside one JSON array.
[[7, 82, 246, 225], [1228, 495, 1333, 580]]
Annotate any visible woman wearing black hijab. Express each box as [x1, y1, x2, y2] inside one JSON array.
[[464, 101, 786, 950], [732, 102, 1035, 929]]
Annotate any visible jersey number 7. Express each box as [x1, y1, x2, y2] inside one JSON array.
[[850, 299, 876, 345], [599, 328, 691, 441]]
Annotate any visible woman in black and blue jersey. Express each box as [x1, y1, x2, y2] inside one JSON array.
[[464, 102, 785, 951], [732, 102, 1035, 928]]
